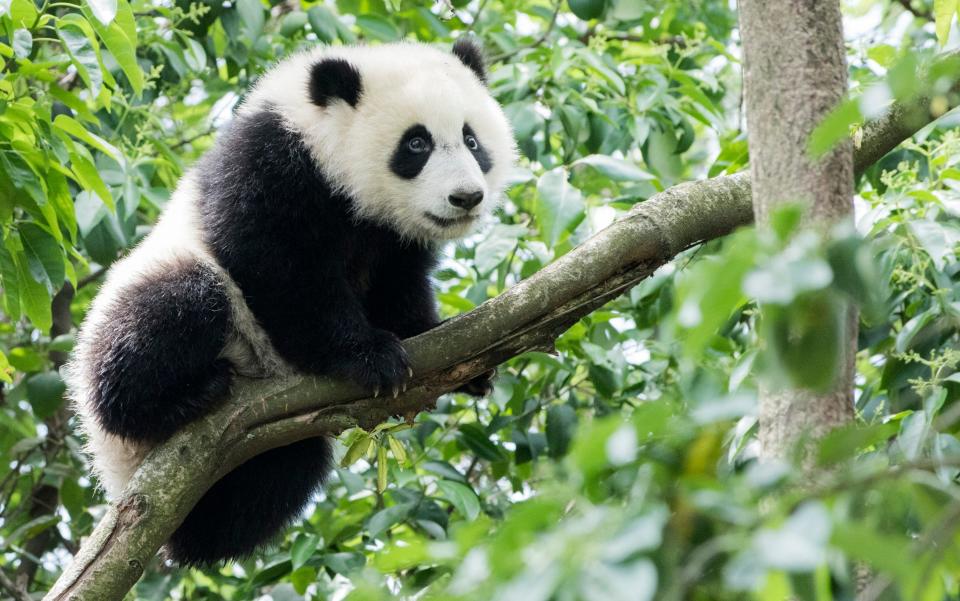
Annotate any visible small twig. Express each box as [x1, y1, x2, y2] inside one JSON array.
[[170, 127, 216, 150], [465, 0, 489, 31], [0, 568, 32, 601], [488, 2, 561, 63], [76, 268, 106, 290], [894, 0, 932, 20]]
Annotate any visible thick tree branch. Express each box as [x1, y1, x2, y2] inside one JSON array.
[[44, 61, 959, 601]]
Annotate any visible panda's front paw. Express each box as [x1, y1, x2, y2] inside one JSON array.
[[339, 329, 412, 397], [455, 368, 496, 397]]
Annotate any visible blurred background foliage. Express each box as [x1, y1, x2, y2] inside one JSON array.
[[2, 0, 960, 599]]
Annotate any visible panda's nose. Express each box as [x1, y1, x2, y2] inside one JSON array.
[[448, 189, 484, 210]]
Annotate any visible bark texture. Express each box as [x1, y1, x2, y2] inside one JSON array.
[[43, 55, 959, 600], [739, 0, 857, 459]]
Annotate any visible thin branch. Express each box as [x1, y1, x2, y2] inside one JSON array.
[[169, 127, 216, 150], [488, 2, 561, 63], [43, 48, 960, 601], [76, 268, 106, 290], [894, 0, 932, 20], [0, 569, 32, 601]]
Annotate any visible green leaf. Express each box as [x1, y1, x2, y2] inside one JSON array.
[[341, 432, 372, 467], [250, 560, 292, 588], [580, 559, 657, 601], [457, 423, 504, 462], [280, 10, 308, 36], [546, 404, 577, 458], [56, 21, 104, 96], [895, 310, 936, 353], [307, 6, 339, 43], [534, 168, 585, 247], [0, 237, 21, 321], [436, 480, 481, 521], [89, 0, 143, 94], [356, 14, 400, 41], [12, 29, 31, 58], [19, 223, 65, 292], [0, 352, 12, 384], [935, 0, 957, 45], [808, 99, 861, 158], [55, 115, 121, 163], [69, 150, 114, 210], [421, 460, 467, 483], [568, 0, 607, 20], [764, 293, 845, 392], [367, 502, 414, 539], [181, 36, 206, 72], [387, 435, 408, 466], [26, 372, 66, 419], [377, 444, 388, 493], [289, 566, 316, 595], [474, 224, 525, 275], [86, 0, 116, 25], [236, 0, 265, 38], [573, 154, 655, 181], [290, 533, 320, 569], [8, 241, 52, 331]]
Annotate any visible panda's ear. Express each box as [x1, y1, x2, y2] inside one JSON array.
[[452, 37, 487, 84], [309, 58, 363, 108]]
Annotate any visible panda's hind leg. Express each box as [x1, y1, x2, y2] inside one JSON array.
[[87, 258, 232, 443], [166, 436, 333, 565]]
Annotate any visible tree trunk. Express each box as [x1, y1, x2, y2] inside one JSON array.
[[739, 0, 857, 460]]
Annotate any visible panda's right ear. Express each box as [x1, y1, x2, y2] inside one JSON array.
[[309, 58, 362, 108]]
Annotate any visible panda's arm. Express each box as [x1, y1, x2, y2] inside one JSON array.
[[367, 244, 440, 339], [198, 111, 411, 393], [233, 248, 412, 393]]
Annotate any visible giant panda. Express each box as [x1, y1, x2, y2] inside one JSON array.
[[65, 39, 516, 566]]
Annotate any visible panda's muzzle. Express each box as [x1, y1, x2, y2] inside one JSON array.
[[425, 212, 476, 228]]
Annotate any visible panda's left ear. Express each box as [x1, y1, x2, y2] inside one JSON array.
[[452, 37, 487, 84], [309, 58, 363, 108]]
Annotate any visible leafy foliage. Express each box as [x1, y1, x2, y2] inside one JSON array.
[[2, 0, 960, 600]]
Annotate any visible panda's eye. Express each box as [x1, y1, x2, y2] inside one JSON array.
[[464, 134, 479, 151], [407, 137, 429, 153]]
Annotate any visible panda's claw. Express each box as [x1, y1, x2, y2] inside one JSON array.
[[373, 385, 381, 398], [407, 366, 414, 379], [392, 385, 400, 399]]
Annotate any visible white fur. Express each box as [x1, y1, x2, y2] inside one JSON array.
[[242, 42, 517, 241], [68, 42, 516, 498], [67, 176, 288, 497]]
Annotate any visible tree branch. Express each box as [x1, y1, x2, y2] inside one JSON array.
[[893, 0, 932, 21], [43, 55, 960, 601], [0, 569, 32, 601]]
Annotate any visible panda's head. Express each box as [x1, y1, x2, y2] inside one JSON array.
[[243, 41, 516, 242]]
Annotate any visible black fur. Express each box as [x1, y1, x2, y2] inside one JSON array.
[[197, 109, 437, 390], [175, 108, 449, 564], [88, 259, 231, 443], [463, 124, 493, 173], [390, 124, 435, 180], [452, 37, 487, 84], [167, 437, 333, 566], [309, 58, 362, 108]]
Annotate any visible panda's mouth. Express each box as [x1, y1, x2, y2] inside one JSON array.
[[424, 212, 475, 228]]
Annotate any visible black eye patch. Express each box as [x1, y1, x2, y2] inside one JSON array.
[[463, 124, 492, 173], [390, 124, 434, 179]]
